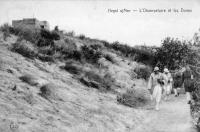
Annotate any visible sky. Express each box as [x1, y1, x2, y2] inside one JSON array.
[[0, 0, 200, 46]]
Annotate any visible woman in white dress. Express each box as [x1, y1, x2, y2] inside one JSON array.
[[163, 68, 173, 101], [152, 78, 164, 110], [148, 67, 163, 100]]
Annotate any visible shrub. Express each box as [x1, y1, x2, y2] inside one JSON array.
[[38, 46, 55, 56], [1, 24, 60, 48], [103, 41, 155, 65], [81, 45, 102, 64], [62, 38, 77, 52], [54, 39, 81, 61], [117, 88, 149, 107], [37, 54, 55, 62], [13, 27, 40, 44], [11, 40, 37, 59], [79, 34, 86, 40], [37, 37, 54, 47], [40, 29, 60, 41], [101, 40, 110, 48], [65, 31, 75, 37], [191, 81, 200, 128], [19, 74, 38, 86], [0, 23, 11, 32], [0, 23, 11, 40], [80, 71, 115, 91], [64, 61, 82, 75], [40, 83, 58, 100], [104, 54, 115, 63], [90, 44, 102, 50], [37, 29, 60, 47], [0, 24, 40, 43], [134, 66, 151, 80], [134, 48, 155, 65]]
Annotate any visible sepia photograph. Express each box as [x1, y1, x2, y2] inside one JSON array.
[[0, 0, 200, 131]]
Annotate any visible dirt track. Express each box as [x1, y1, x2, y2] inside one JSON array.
[[133, 95, 197, 132]]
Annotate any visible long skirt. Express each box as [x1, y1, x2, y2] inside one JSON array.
[[153, 85, 162, 103], [164, 84, 172, 94]]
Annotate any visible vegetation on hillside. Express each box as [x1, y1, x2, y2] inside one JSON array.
[[1, 23, 200, 111]]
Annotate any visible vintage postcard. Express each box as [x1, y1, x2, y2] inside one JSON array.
[[0, 0, 200, 132]]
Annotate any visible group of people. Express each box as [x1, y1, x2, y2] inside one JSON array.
[[148, 65, 194, 111]]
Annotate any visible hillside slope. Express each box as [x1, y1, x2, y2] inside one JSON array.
[[0, 33, 149, 132]]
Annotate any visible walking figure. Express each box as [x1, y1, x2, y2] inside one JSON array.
[[148, 67, 163, 99], [163, 68, 173, 101], [182, 65, 194, 104]]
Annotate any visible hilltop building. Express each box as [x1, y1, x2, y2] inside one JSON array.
[[12, 18, 50, 30]]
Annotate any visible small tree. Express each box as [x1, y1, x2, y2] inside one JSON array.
[[155, 37, 194, 70]]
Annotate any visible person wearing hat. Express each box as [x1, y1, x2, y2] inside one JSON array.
[[148, 66, 163, 101], [163, 68, 173, 101], [152, 78, 165, 110]]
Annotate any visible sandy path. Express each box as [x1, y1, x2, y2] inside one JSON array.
[[133, 95, 197, 132]]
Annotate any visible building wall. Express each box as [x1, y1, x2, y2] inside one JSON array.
[[39, 21, 50, 30], [12, 18, 50, 30]]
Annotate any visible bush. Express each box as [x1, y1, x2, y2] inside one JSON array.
[[79, 34, 86, 40], [40, 29, 60, 41], [40, 83, 58, 100], [0, 23, 11, 40], [64, 61, 82, 75], [134, 48, 155, 65], [117, 89, 149, 107], [103, 41, 155, 65], [101, 40, 110, 48], [37, 30, 60, 47], [80, 71, 115, 91], [19, 74, 38, 86], [38, 46, 55, 56], [37, 37, 54, 47], [13, 27, 41, 44], [0, 24, 40, 43], [81, 45, 102, 64], [53, 39, 82, 61], [65, 31, 75, 37], [134, 66, 151, 80], [37, 54, 55, 62], [1, 24, 60, 48], [104, 54, 115, 63], [191, 82, 200, 128], [11, 40, 37, 59]]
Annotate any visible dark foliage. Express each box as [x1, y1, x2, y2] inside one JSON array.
[[79, 34, 86, 40], [81, 45, 102, 64], [104, 54, 115, 63], [19, 74, 38, 86], [40, 83, 58, 100], [80, 71, 115, 91], [11, 40, 37, 59], [64, 62, 82, 75], [134, 66, 151, 80], [154, 37, 195, 70], [117, 89, 149, 107], [103, 41, 155, 65]]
